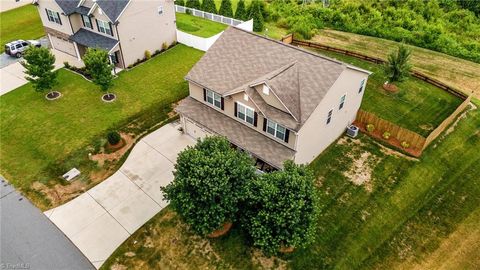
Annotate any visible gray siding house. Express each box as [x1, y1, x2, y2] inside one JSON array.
[[176, 27, 371, 170]]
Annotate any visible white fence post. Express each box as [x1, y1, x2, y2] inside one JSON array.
[[175, 4, 244, 26]]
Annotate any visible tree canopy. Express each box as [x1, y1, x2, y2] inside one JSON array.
[[219, 0, 233, 17], [82, 48, 114, 92], [201, 0, 217, 13], [21, 46, 57, 93], [186, 0, 200, 10], [161, 136, 256, 236], [248, 0, 264, 32], [234, 0, 248, 20], [384, 45, 412, 83]]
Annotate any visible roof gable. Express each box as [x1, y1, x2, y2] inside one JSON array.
[[54, 0, 81, 14], [95, 0, 130, 22]]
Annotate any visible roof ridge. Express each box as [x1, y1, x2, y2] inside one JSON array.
[[229, 26, 347, 67]]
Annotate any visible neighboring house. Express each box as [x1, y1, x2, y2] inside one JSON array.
[[176, 27, 371, 170], [33, 0, 176, 68]]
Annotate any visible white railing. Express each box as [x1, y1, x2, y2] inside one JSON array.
[[175, 5, 244, 26]]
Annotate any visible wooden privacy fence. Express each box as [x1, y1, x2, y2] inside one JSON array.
[[281, 34, 469, 100]]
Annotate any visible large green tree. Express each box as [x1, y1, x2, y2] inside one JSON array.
[[161, 136, 256, 236], [248, 0, 264, 32], [82, 48, 114, 94], [234, 0, 248, 20], [201, 0, 217, 13], [21, 46, 57, 94], [219, 0, 233, 17], [176, 0, 186, 6], [241, 160, 320, 255], [186, 0, 200, 10], [384, 44, 412, 83]]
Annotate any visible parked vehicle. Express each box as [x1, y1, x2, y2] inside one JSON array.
[[4, 40, 41, 58]]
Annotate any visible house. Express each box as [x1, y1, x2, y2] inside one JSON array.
[[33, 0, 176, 68], [176, 27, 371, 170]]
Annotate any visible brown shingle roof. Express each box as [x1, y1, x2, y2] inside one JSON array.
[[176, 97, 296, 169], [185, 27, 347, 127]]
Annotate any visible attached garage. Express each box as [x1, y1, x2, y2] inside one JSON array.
[[49, 34, 76, 57], [184, 117, 211, 140]]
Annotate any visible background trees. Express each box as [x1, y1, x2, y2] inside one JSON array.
[[241, 161, 319, 254], [234, 0, 248, 20], [201, 0, 217, 13], [248, 0, 265, 32], [82, 48, 114, 96], [384, 45, 412, 83], [21, 46, 57, 95], [186, 0, 201, 10], [162, 136, 256, 236], [219, 0, 233, 17]]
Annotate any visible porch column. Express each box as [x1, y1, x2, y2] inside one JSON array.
[[73, 42, 81, 61]]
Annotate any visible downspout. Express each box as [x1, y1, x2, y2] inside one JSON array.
[[115, 23, 126, 69]]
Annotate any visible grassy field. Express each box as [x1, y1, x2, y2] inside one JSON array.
[[102, 99, 480, 270], [0, 5, 44, 53], [310, 49, 463, 137], [176, 13, 227, 38], [0, 45, 203, 209], [313, 29, 480, 99]]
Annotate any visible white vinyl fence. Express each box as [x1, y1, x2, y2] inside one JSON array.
[[175, 5, 244, 26]]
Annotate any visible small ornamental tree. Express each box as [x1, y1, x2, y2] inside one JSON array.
[[186, 0, 201, 10], [234, 0, 248, 20], [219, 0, 233, 17], [248, 0, 264, 32], [384, 44, 412, 83], [83, 48, 114, 97], [161, 136, 256, 236], [201, 0, 217, 13], [21, 46, 57, 96], [241, 160, 319, 255]]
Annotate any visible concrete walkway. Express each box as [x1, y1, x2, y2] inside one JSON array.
[[44, 123, 195, 269]]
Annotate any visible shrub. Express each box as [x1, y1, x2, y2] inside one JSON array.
[[219, 0, 233, 17], [366, 124, 375, 133], [161, 136, 256, 236], [176, 0, 186, 6], [384, 44, 412, 83], [63, 61, 71, 69], [186, 0, 200, 10], [144, 50, 151, 60], [107, 131, 121, 145], [241, 161, 319, 255], [383, 131, 391, 140], [162, 42, 168, 51], [401, 141, 410, 148], [201, 0, 217, 13], [235, 0, 248, 20]]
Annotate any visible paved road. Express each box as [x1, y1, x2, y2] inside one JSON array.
[[45, 122, 195, 268], [0, 176, 94, 270]]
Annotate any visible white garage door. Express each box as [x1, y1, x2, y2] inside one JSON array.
[[185, 119, 211, 140], [50, 35, 76, 56]]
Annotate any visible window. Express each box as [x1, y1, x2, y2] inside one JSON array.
[[262, 84, 269, 95], [96, 19, 112, 36], [158, 5, 164, 15], [237, 103, 255, 125], [359, 79, 365, 93], [266, 119, 286, 141], [339, 94, 346, 110], [82, 15, 92, 29], [326, 109, 333, 124], [205, 89, 222, 109], [46, 9, 62, 25]]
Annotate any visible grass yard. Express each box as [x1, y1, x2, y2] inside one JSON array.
[[176, 13, 227, 38], [310, 48, 463, 137], [102, 99, 480, 270], [0, 45, 203, 209], [0, 5, 44, 53], [313, 29, 480, 99]]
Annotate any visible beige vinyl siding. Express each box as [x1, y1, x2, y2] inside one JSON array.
[[116, 0, 176, 67], [36, 0, 73, 35], [90, 8, 119, 40], [188, 82, 297, 150], [295, 68, 369, 164]]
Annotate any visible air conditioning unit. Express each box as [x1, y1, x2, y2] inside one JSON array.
[[346, 125, 359, 138]]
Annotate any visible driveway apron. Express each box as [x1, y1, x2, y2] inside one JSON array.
[[44, 123, 195, 269]]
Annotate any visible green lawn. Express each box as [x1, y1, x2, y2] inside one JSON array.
[[176, 13, 227, 38], [102, 99, 480, 270], [0, 45, 203, 208], [313, 49, 463, 137], [0, 5, 44, 53]]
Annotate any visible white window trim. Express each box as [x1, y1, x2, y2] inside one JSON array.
[[266, 119, 286, 141], [46, 9, 61, 24], [206, 89, 222, 109], [82, 14, 92, 29], [339, 93, 347, 110], [97, 19, 112, 36], [236, 102, 255, 125]]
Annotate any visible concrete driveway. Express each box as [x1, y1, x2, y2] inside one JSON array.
[[44, 122, 195, 269]]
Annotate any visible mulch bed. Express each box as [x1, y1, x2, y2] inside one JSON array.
[[207, 222, 233, 238], [45, 91, 61, 100], [105, 138, 126, 152], [102, 93, 116, 102], [382, 83, 399, 93], [354, 121, 422, 157]]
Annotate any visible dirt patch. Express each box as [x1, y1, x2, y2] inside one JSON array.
[[251, 249, 287, 270], [32, 181, 87, 207], [343, 151, 380, 192], [419, 124, 434, 132], [373, 141, 419, 161], [91, 133, 135, 167], [383, 83, 399, 93]]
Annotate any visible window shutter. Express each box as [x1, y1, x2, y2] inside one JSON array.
[[81, 14, 85, 26], [96, 19, 100, 32], [263, 118, 267, 132], [108, 22, 113, 36], [234, 102, 237, 117], [284, 129, 290, 143], [57, 12, 62, 25], [45, 9, 50, 21], [253, 112, 258, 127], [203, 88, 206, 101], [221, 97, 224, 110], [88, 17, 93, 29]]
